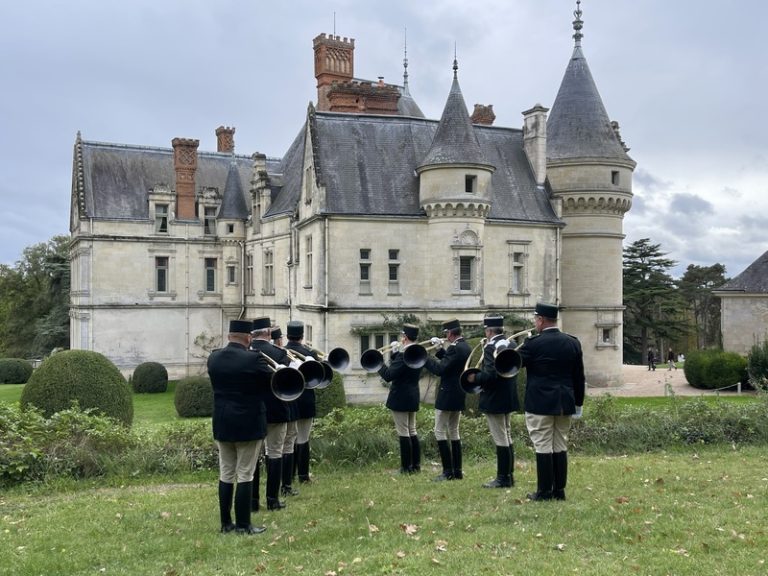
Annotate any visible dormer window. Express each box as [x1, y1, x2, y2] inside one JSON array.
[[465, 174, 477, 193], [203, 207, 217, 235], [155, 204, 169, 233]]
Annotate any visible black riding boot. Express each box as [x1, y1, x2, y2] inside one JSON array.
[[527, 453, 554, 501], [433, 440, 453, 481], [483, 446, 512, 488], [451, 440, 463, 480], [266, 457, 285, 510], [251, 457, 261, 512], [398, 436, 412, 474], [296, 441, 311, 483], [553, 451, 568, 500], [508, 443, 516, 486], [281, 453, 299, 497], [234, 481, 266, 534], [410, 435, 421, 473], [218, 481, 235, 533]]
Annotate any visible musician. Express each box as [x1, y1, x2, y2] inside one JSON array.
[[378, 323, 423, 474], [466, 314, 520, 488], [423, 319, 471, 481], [284, 320, 318, 485], [517, 302, 585, 501], [249, 317, 295, 510], [208, 319, 271, 535]]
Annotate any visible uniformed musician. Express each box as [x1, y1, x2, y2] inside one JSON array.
[[423, 319, 471, 481], [378, 323, 423, 474], [518, 302, 585, 501], [466, 314, 520, 488]]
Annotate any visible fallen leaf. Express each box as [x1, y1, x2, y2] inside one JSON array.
[[555, 543, 566, 551], [396, 551, 406, 559], [160, 511, 171, 520], [616, 496, 630, 504], [400, 523, 419, 536]]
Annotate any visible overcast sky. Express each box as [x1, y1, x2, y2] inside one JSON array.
[[2, 0, 766, 278]]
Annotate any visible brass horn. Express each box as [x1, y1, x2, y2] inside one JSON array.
[[493, 329, 533, 378], [283, 349, 328, 390], [459, 339, 486, 394], [402, 339, 445, 369], [360, 342, 399, 372], [259, 352, 306, 402], [306, 343, 350, 372]]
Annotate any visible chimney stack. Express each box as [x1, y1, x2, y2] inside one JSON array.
[[313, 33, 355, 111], [522, 104, 549, 186], [471, 104, 496, 125], [215, 126, 235, 153], [172, 137, 200, 220]]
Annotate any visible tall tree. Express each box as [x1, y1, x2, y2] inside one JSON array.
[[623, 238, 688, 363], [678, 263, 727, 349], [0, 235, 70, 358]]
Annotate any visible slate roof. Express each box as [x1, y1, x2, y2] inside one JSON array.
[[76, 140, 254, 220], [265, 109, 560, 225], [716, 250, 768, 293], [547, 45, 632, 163], [219, 160, 248, 219]]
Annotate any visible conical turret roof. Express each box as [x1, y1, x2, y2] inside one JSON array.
[[547, 5, 631, 162], [419, 60, 491, 169], [219, 158, 248, 219]]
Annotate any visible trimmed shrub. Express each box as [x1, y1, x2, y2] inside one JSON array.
[[0, 358, 33, 384], [315, 371, 347, 418], [174, 376, 213, 417], [131, 361, 168, 393], [747, 340, 768, 390], [20, 350, 133, 426], [684, 349, 747, 390]]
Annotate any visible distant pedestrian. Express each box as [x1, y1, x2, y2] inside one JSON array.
[[647, 348, 656, 371], [667, 349, 677, 370]]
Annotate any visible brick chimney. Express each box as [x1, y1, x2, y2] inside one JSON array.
[[172, 137, 199, 220], [522, 103, 549, 186], [313, 33, 355, 111], [215, 126, 235, 153], [471, 104, 496, 125]]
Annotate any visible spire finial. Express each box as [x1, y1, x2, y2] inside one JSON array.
[[572, 0, 584, 47], [453, 42, 458, 79], [403, 27, 409, 92]]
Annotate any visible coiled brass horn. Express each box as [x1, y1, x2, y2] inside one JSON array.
[[402, 339, 445, 369], [259, 352, 306, 402]]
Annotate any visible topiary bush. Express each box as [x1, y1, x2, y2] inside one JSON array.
[[747, 339, 768, 391], [315, 371, 347, 418], [131, 361, 168, 393], [684, 349, 747, 390], [20, 350, 133, 426], [174, 376, 213, 417], [0, 358, 34, 384]]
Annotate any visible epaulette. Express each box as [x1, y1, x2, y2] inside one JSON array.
[[525, 333, 540, 340]]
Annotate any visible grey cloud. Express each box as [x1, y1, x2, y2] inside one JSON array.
[[633, 168, 673, 196], [669, 193, 714, 216]]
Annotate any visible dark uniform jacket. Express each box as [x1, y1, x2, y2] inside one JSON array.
[[423, 338, 471, 411], [249, 338, 298, 423], [378, 347, 422, 412], [208, 342, 272, 442], [474, 334, 521, 414], [518, 328, 586, 415], [285, 340, 318, 419]]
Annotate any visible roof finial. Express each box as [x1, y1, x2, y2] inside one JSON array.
[[403, 27, 409, 93], [453, 42, 458, 80], [572, 0, 584, 47]]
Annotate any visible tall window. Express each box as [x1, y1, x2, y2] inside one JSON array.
[[245, 254, 253, 294], [511, 252, 525, 293], [465, 174, 477, 193], [204, 258, 217, 292], [227, 265, 236, 285], [263, 250, 274, 294], [203, 207, 217, 235], [155, 256, 169, 292], [388, 249, 400, 294], [304, 235, 313, 287], [359, 248, 371, 294], [155, 204, 168, 233], [507, 242, 530, 296], [459, 256, 475, 291]]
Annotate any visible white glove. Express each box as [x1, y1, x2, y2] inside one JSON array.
[[289, 360, 301, 370], [573, 406, 583, 419], [274, 364, 285, 371], [494, 339, 510, 351], [430, 337, 443, 348], [390, 341, 400, 354]]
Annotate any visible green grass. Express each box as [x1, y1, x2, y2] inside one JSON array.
[[1, 446, 767, 575]]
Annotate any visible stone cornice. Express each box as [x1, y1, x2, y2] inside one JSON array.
[[558, 192, 632, 216], [423, 201, 491, 219]]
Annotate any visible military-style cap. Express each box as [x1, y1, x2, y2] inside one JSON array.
[[286, 320, 304, 338], [252, 317, 271, 330], [442, 319, 461, 332], [401, 324, 419, 341], [534, 302, 559, 319], [271, 327, 283, 340], [483, 315, 504, 328], [229, 319, 253, 334]]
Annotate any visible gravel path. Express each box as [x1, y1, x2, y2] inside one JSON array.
[[588, 364, 747, 397]]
